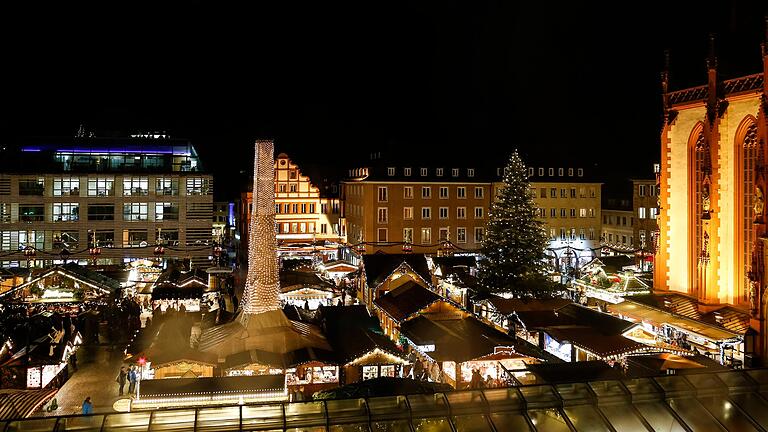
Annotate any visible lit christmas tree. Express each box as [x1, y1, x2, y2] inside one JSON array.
[[478, 151, 556, 296]]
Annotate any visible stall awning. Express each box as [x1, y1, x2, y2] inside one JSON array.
[[608, 301, 742, 342]]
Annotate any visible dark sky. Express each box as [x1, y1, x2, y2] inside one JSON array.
[[1, 2, 766, 200]]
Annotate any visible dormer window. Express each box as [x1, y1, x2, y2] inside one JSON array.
[[496, 168, 501, 176], [404, 168, 412, 176], [467, 168, 475, 177], [420, 168, 428, 176], [528, 168, 534, 177], [452, 168, 459, 177], [436, 168, 443, 176], [577, 168, 584, 177], [568, 168, 573, 176], [387, 167, 395, 176], [538, 168, 544, 176], [548, 168, 554, 176], [558, 168, 564, 176]]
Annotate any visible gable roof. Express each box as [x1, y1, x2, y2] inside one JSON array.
[[0, 263, 119, 299], [400, 315, 516, 363], [484, 296, 572, 315], [280, 270, 335, 292], [373, 280, 445, 322], [362, 254, 431, 288], [319, 305, 407, 364]]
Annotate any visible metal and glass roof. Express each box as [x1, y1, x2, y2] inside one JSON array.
[[4, 368, 768, 431]]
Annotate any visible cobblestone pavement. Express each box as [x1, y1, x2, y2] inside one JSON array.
[[40, 344, 131, 416]]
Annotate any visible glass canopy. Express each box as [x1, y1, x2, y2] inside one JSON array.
[[4, 368, 768, 431]]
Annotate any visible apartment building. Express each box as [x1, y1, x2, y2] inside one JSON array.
[[0, 137, 214, 268], [632, 178, 659, 253], [239, 153, 345, 258]]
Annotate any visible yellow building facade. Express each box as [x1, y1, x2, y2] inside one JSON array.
[[655, 40, 768, 353]]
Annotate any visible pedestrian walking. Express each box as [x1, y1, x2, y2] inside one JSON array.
[[82, 397, 93, 415], [116, 366, 127, 396], [128, 366, 137, 395]]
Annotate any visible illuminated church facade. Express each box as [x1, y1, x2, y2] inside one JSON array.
[[655, 33, 768, 356]]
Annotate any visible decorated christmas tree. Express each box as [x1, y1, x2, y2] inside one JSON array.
[[478, 151, 556, 295]]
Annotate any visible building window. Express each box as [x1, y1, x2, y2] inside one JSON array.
[[53, 230, 79, 250], [321, 224, 328, 234], [321, 203, 328, 214], [404, 207, 413, 220], [560, 189, 567, 198], [439, 207, 449, 219], [387, 167, 395, 176], [467, 168, 475, 177], [539, 188, 546, 198], [538, 168, 544, 176], [420, 168, 428, 176], [404, 168, 412, 176], [438, 227, 449, 241], [568, 168, 574, 176], [52, 203, 79, 222], [577, 168, 584, 177], [289, 184, 297, 193], [436, 168, 444, 176], [650, 207, 658, 219], [550, 188, 556, 198], [589, 228, 595, 240], [0, 204, 9, 223], [19, 178, 44, 196], [475, 187, 484, 199], [452, 168, 459, 177], [422, 207, 431, 220], [125, 229, 149, 247], [439, 187, 449, 199], [639, 185, 646, 196], [404, 186, 413, 199], [53, 177, 80, 196], [422, 187, 431, 199], [309, 203, 315, 213], [301, 203, 307, 213], [421, 228, 432, 244], [156, 229, 179, 246], [548, 168, 554, 176], [570, 208, 576, 218], [123, 203, 149, 221], [589, 188, 596, 198], [556, 168, 563, 176], [186, 178, 211, 195], [19, 230, 44, 249], [580, 229, 585, 240], [579, 187, 586, 198], [649, 185, 656, 196], [377, 228, 388, 242], [550, 208, 556, 218], [474, 207, 484, 219], [156, 178, 179, 196], [539, 208, 546, 218], [155, 203, 179, 221], [403, 227, 413, 243], [570, 188, 576, 198], [88, 177, 114, 197], [457, 187, 466, 199], [332, 202, 339, 213], [123, 177, 149, 196], [457, 207, 466, 219], [88, 204, 114, 221], [278, 184, 286, 193], [378, 207, 388, 223], [579, 208, 586, 218], [589, 208, 595, 218], [457, 227, 466, 243], [638, 207, 646, 219], [474, 227, 484, 243], [20, 205, 44, 222], [550, 228, 556, 239], [528, 167, 534, 177]]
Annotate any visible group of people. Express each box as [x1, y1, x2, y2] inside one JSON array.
[[469, 368, 498, 390], [116, 365, 139, 397]]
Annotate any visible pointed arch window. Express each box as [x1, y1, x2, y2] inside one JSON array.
[[694, 133, 706, 264], [742, 123, 758, 302]]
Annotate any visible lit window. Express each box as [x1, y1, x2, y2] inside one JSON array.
[[421, 228, 432, 244], [53, 177, 80, 197], [156, 178, 179, 196], [52, 203, 79, 222], [403, 228, 413, 243], [457, 227, 466, 243], [639, 207, 647, 219], [579, 208, 586, 218], [186, 178, 211, 195], [650, 207, 658, 219], [123, 203, 148, 221], [155, 203, 179, 221], [88, 177, 114, 197], [123, 177, 149, 196]]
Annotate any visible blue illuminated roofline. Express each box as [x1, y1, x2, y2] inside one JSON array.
[[21, 146, 192, 156]]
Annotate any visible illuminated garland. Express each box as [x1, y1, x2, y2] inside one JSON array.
[[241, 140, 281, 314]]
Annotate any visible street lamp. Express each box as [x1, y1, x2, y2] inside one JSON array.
[[136, 356, 146, 400]]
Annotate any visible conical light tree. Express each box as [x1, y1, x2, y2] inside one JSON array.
[[478, 151, 554, 295]]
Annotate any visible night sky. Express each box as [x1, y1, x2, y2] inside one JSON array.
[[1, 2, 766, 200]]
